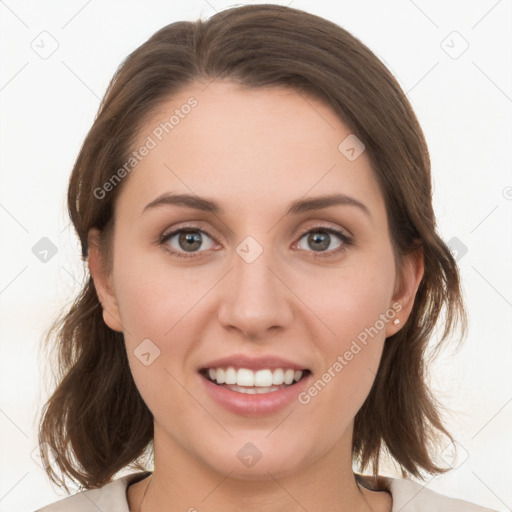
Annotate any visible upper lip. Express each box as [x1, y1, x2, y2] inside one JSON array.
[[200, 354, 310, 372]]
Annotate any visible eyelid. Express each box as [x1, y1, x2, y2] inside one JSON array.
[[159, 220, 353, 258], [160, 220, 350, 241], [295, 220, 351, 239], [159, 221, 222, 245]]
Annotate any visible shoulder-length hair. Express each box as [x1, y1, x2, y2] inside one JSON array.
[[38, 3, 467, 492]]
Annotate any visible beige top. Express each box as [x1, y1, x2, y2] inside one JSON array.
[[35, 471, 499, 511]]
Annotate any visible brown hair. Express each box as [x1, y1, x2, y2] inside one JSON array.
[[38, 3, 467, 492]]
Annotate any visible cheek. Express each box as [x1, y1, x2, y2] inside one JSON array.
[[113, 247, 193, 334], [297, 252, 395, 408], [305, 251, 395, 343], [112, 256, 197, 422]]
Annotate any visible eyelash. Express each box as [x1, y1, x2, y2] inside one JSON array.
[[158, 222, 353, 260]]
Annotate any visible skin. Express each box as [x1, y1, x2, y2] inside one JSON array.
[[88, 80, 424, 512]]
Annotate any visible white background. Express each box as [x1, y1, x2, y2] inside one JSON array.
[[0, 1, 511, 511]]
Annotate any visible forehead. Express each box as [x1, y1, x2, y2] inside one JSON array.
[[116, 80, 385, 222]]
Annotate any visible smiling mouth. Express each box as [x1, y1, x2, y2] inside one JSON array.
[[199, 367, 311, 394]]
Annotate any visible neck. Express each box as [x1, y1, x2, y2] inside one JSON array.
[[131, 423, 390, 512]]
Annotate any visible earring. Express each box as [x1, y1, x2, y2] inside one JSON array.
[[393, 318, 400, 325]]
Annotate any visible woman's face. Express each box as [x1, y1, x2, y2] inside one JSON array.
[[89, 80, 422, 479]]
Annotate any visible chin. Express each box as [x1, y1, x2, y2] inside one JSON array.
[[194, 434, 309, 480]]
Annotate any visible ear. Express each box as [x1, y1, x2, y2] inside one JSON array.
[[87, 227, 124, 332], [385, 245, 424, 337]]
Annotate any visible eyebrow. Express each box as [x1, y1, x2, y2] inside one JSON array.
[[141, 192, 371, 218]]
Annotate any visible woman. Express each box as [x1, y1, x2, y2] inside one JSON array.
[[35, 4, 499, 511]]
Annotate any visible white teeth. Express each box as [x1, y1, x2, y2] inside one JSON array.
[[272, 368, 284, 385], [225, 367, 237, 385], [254, 369, 273, 387], [237, 368, 254, 386], [205, 366, 306, 387], [283, 369, 295, 385]]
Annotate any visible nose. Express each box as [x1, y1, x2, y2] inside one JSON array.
[[216, 244, 295, 341]]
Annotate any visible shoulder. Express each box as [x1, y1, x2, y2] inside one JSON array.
[[382, 476, 500, 512], [34, 471, 151, 512], [35, 472, 499, 512]]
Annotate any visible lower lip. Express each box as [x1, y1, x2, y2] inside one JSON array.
[[200, 372, 312, 417]]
